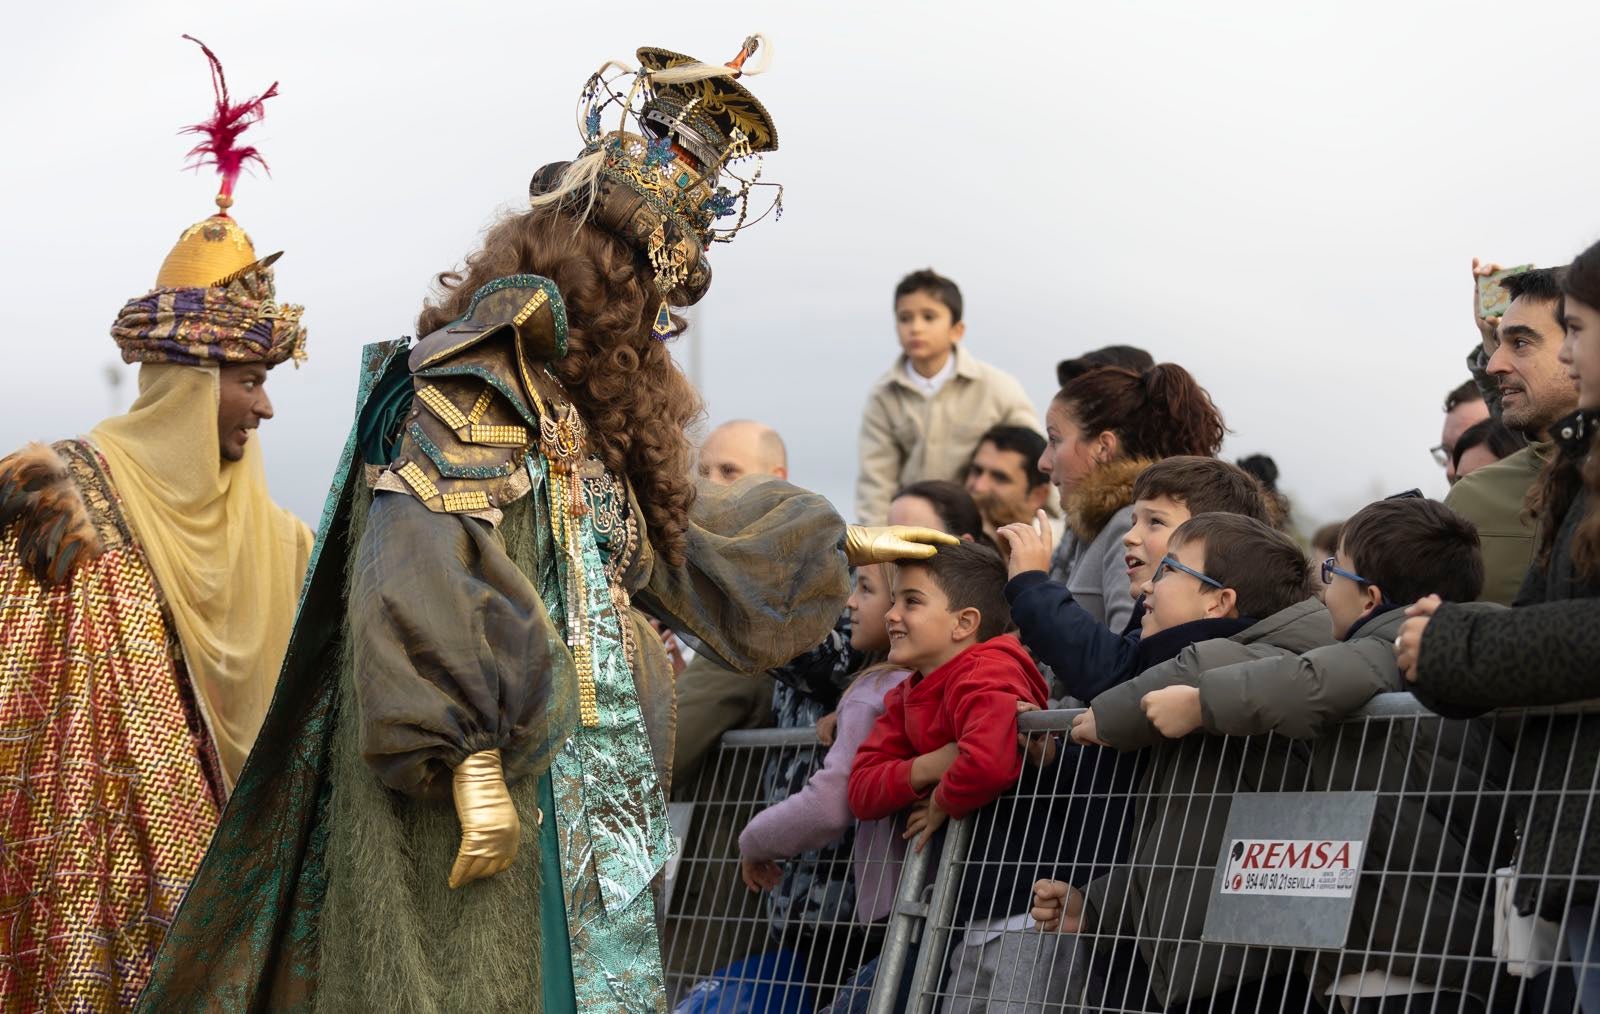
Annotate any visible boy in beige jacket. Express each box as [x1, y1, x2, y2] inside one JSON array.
[[855, 269, 1040, 524]]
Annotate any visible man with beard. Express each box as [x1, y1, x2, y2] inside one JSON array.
[[1448, 264, 1578, 603], [965, 425, 1054, 547]]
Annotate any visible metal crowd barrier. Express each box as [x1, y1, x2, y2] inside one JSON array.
[[661, 694, 1600, 1013]]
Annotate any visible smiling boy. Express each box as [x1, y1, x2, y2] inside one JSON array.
[[855, 269, 1039, 525], [847, 542, 1048, 851], [999, 456, 1275, 701]]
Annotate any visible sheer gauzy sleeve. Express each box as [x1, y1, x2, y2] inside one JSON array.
[[350, 491, 579, 801], [635, 476, 851, 676]]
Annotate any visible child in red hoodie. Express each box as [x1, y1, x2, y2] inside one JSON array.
[[848, 542, 1049, 853]]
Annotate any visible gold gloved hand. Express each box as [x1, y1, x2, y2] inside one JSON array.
[[448, 749, 520, 889], [844, 525, 961, 566]]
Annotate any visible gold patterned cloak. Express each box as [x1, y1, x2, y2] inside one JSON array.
[[0, 440, 225, 1011]]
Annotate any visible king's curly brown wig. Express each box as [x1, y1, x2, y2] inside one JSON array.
[[417, 208, 703, 564]]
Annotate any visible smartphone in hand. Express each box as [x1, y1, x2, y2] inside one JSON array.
[[1477, 264, 1536, 320]]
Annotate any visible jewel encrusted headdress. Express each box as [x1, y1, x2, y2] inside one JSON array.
[[529, 35, 783, 340], [114, 35, 307, 369]]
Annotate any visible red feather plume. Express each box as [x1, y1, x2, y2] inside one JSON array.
[[178, 34, 279, 207]]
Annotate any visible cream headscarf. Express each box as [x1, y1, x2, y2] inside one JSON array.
[[91, 363, 311, 791]]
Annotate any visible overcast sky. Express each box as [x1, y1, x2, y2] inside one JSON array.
[[4, 1, 1598, 530]]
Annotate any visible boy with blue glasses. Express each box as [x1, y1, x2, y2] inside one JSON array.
[[1036, 512, 1332, 1009], [1131, 497, 1500, 1010]]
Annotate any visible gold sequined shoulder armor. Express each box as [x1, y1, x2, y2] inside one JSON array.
[[375, 275, 569, 520]]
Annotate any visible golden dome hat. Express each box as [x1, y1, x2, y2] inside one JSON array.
[[154, 35, 282, 290]]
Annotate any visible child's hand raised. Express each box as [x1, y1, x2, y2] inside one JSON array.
[[903, 796, 949, 853], [1030, 879, 1085, 933], [1070, 707, 1107, 747], [996, 509, 1054, 579], [740, 858, 783, 893], [1141, 685, 1203, 738]]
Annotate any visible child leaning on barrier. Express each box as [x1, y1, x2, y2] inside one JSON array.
[[996, 456, 1277, 703], [1135, 496, 1515, 1009], [847, 542, 1048, 843], [1037, 512, 1334, 1010]]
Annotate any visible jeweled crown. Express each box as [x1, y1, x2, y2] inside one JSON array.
[[529, 36, 782, 339]]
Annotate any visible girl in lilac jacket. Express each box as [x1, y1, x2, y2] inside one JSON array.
[[738, 563, 910, 924]]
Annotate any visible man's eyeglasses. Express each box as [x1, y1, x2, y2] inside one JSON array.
[[1153, 554, 1224, 590], [1429, 444, 1449, 468], [1321, 557, 1369, 587]]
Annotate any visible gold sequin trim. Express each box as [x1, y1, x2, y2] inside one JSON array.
[[397, 462, 439, 501], [466, 424, 530, 446], [513, 289, 549, 326], [573, 642, 599, 727], [441, 489, 491, 513], [417, 385, 469, 429], [466, 387, 496, 425]]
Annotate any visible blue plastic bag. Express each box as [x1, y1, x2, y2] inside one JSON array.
[[673, 948, 815, 1014]]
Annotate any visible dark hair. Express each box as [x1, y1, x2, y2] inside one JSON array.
[[894, 480, 988, 544], [1054, 363, 1226, 461], [1444, 379, 1483, 414], [1531, 239, 1600, 576], [1056, 345, 1155, 388], [1130, 456, 1273, 523], [1339, 498, 1483, 605], [897, 541, 1011, 642], [1169, 513, 1310, 619], [1234, 454, 1279, 492], [1233, 453, 1293, 527], [1310, 521, 1344, 558], [416, 208, 700, 564], [1501, 266, 1566, 308], [1450, 417, 1523, 470], [894, 268, 963, 324], [973, 426, 1048, 490]]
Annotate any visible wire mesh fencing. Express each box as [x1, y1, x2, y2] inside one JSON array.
[[661, 695, 1600, 1013], [662, 725, 927, 1013]]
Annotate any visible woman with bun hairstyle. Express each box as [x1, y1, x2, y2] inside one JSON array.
[[1002, 363, 1227, 642]]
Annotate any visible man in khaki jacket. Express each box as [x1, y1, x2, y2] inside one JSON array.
[[1447, 263, 1575, 604], [855, 269, 1039, 524]]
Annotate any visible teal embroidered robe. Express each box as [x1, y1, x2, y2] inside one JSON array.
[[135, 340, 850, 1012]]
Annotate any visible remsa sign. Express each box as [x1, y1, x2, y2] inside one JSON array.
[[1202, 792, 1376, 950], [1220, 838, 1362, 898]]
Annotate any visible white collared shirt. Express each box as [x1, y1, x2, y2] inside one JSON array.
[[903, 352, 957, 399]]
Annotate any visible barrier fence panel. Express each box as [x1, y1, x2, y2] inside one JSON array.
[[912, 696, 1600, 1013], [663, 695, 1600, 1013], [662, 726, 929, 1013]]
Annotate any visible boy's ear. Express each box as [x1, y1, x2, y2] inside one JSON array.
[[1211, 587, 1239, 619], [1362, 582, 1385, 614], [951, 605, 982, 642], [949, 320, 966, 343]]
